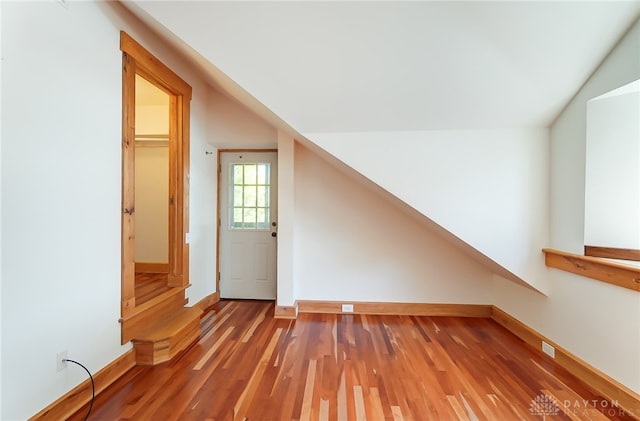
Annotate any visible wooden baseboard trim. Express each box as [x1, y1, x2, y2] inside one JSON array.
[[193, 291, 220, 315], [274, 304, 297, 319], [29, 349, 136, 421], [135, 262, 169, 273], [296, 300, 492, 317], [491, 306, 640, 420]]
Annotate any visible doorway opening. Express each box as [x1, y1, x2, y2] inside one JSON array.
[[217, 150, 278, 300], [120, 32, 192, 344], [134, 75, 171, 304]]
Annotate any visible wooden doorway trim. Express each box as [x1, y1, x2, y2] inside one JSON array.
[[120, 32, 192, 342]]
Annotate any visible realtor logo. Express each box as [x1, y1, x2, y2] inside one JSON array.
[[529, 394, 560, 419]]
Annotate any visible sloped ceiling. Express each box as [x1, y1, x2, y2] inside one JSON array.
[[120, 1, 639, 292], [124, 1, 639, 133]]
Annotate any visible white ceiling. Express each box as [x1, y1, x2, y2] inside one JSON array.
[[125, 1, 640, 133]]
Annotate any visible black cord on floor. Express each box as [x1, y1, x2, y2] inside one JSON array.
[[64, 359, 95, 421]]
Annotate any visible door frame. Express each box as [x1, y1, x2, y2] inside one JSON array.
[[216, 149, 278, 296], [120, 32, 192, 343]]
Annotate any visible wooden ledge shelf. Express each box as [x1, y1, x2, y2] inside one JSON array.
[[543, 248, 640, 292], [584, 245, 640, 262]]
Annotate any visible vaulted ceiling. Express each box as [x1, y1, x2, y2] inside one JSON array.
[[124, 1, 639, 134]]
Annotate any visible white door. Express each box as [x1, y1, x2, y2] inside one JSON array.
[[220, 152, 278, 299]]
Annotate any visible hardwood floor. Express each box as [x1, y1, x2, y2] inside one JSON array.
[[70, 301, 635, 420], [134, 272, 171, 306]]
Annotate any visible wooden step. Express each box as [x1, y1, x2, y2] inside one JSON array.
[[132, 306, 203, 366], [120, 287, 188, 344]]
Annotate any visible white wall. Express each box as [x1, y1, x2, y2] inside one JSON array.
[[196, 88, 279, 303], [306, 128, 550, 293], [135, 104, 169, 135], [277, 132, 296, 307], [584, 80, 640, 249], [294, 144, 494, 303], [495, 19, 640, 393], [0, 2, 217, 419], [134, 145, 169, 263], [134, 103, 170, 264], [208, 89, 277, 149], [0, 1, 3, 416]]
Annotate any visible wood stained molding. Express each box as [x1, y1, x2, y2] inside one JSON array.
[[491, 306, 640, 420], [585, 245, 640, 262], [543, 248, 640, 292], [29, 349, 136, 421], [193, 291, 220, 314], [135, 262, 170, 273], [274, 305, 297, 319], [296, 300, 492, 317]]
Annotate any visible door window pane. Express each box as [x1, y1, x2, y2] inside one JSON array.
[[230, 162, 271, 230], [257, 186, 268, 207], [244, 164, 257, 185]]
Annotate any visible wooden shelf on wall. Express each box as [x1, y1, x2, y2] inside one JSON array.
[[584, 245, 640, 262], [542, 248, 640, 292]]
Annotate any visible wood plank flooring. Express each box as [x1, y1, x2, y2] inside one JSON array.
[[135, 272, 170, 306], [70, 301, 636, 420]]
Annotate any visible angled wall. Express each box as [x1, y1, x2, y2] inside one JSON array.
[[584, 80, 640, 249], [293, 143, 494, 304], [305, 128, 550, 293]]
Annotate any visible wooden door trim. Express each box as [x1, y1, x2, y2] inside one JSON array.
[[216, 149, 278, 296], [120, 31, 191, 343]]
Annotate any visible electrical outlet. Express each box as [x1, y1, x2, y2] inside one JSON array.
[[341, 304, 354, 313], [57, 350, 68, 371], [542, 341, 555, 358]]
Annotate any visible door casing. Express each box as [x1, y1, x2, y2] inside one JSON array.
[[120, 31, 192, 343]]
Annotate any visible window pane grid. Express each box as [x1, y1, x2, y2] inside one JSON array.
[[230, 163, 271, 230]]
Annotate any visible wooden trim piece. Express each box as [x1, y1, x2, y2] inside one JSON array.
[[543, 248, 640, 292], [29, 349, 136, 421], [216, 151, 221, 295], [120, 32, 192, 99], [121, 49, 137, 318], [167, 93, 180, 287], [135, 139, 169, 148], [274, 305, 297, 319], [296, 300, 492, 317], [135, 262, 169, 273], [491, 306, 640, 420], [193, 291, 220, 315], [180, 97, 191, 287], [585, 245, 640, 262], [218, 148, 278, 153]]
